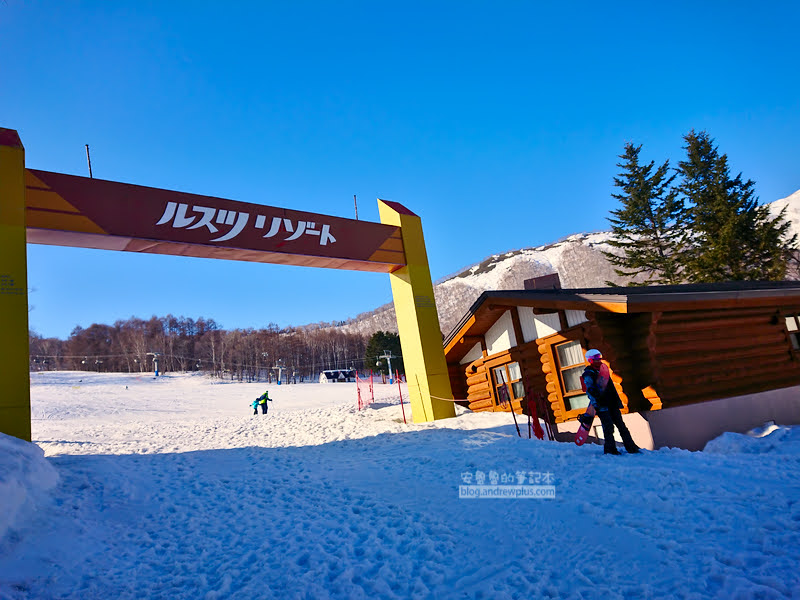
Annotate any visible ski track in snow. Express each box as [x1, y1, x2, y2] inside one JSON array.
[[1, 371, 799, 599]]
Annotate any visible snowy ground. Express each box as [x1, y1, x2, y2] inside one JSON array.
[[1, 372, 799, 599]]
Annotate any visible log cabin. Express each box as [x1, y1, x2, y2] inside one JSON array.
[[443, 279, 800, 450]]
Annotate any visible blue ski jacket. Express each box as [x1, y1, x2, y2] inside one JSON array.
[[582, 366, 623, 412]]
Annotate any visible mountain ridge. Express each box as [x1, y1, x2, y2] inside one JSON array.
[[340, 189, 800, 338]]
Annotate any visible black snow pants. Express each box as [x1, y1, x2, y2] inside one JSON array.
[[597, 406, 639, 454]]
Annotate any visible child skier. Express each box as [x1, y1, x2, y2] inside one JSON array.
[[581, 349, 640, 455], [250, 398, 259, 415]]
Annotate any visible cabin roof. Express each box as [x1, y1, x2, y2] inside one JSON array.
[[443, 281, 800, 356]]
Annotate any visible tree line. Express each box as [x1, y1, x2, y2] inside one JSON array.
[[604, 130, 798, 285], [29, 315, 371, 382]]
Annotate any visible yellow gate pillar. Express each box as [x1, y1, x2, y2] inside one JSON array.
[[0, 128, 31, 441], [378, 200, 455, 422]]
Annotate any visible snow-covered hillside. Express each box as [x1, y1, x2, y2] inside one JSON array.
[[344, 189, 800, 337], [768, 189, 800, 242], [343, 232, 639, 337], [2, 372, 799, 599]]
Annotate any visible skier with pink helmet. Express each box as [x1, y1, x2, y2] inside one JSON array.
[[582, 349, 640, 455]]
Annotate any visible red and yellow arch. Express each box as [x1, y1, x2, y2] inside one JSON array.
[[0, 128, 454, 441]]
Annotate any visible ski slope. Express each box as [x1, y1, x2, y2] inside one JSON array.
[[1, 371, 799, 599]]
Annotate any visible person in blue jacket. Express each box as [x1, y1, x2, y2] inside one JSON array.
[[250, 398, 260, 415], [582, 349, 640, 455]]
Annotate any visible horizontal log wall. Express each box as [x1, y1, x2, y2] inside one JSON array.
[[648, 306, 800, 409], [518, 340, 549, 417], [448, 363, 468, 405], [447, 302, 800, 424], [589, 312, 654, 413], [453, 340, 551, 417], [538, 335, 564, 422], [537, 323, 635, 423], [463, 355, 492, 411]]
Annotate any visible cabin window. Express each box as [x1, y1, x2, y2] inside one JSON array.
[[785, 315, 800, 350], [565, 310, 589, 328], [554, 340, 590, 411], [492, 362, 525, 406]]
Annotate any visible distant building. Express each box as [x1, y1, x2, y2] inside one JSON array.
[[444, 280, 800, 451], [319, 369, 356, 383]]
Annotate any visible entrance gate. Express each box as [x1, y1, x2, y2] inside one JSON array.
[[0, 128, 455, 442]]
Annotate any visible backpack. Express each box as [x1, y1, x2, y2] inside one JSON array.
[[581, 364, 610, 393]]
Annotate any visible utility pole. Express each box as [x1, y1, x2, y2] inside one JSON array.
[[354, 194, 358, 220], [147, 352, 161, 377], [377, 350, 396, 384], [85, 144, 93, 178], [273, 358, 285, 385]]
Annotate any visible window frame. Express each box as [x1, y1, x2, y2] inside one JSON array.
[[491, 361, 525, 408], [539, 329, 594, 420], [554, 339, 590, 411], [785, 314, 800, 351]]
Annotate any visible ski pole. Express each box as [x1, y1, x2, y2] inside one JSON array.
[[502, 383, 521, 437], [396, 369, 407, 424]]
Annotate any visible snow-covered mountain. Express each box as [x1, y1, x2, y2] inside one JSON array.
[[343, 189, 800, 337], [768, 189, 800, 242]]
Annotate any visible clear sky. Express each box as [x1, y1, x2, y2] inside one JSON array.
[[3, 1, 799, 339]]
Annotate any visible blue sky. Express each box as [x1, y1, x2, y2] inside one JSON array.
[[3, 1, 799, 339]]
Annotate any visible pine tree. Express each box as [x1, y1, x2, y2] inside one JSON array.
[[603, 143, 685, 285], [364, 331, 404, 376], [678, 130, 797, 282]]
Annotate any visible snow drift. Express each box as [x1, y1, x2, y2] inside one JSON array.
[[1, 372, 799, 599], [0, 434, 58, 544]]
